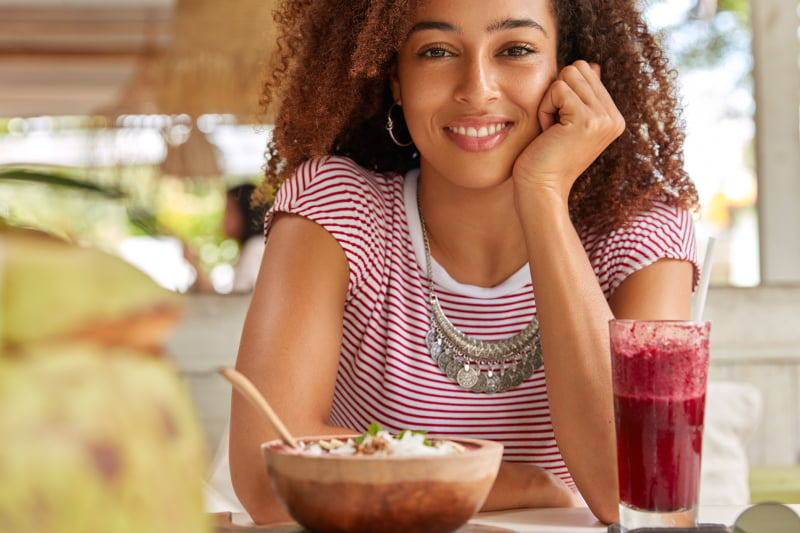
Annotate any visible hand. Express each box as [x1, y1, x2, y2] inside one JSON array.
[[481, 461, 580, 511], [512, 60, 625, 203]]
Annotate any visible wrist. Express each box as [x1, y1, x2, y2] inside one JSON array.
[[512, 179, 570, 219]]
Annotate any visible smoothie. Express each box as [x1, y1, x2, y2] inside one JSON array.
[[609, 320, 710, 520], [614, 393, 705, 511]]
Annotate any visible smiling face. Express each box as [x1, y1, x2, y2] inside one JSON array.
[[392, 0, 558, 190]]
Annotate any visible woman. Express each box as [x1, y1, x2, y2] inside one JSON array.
[[224, 184, 268, 293], [231, 0, 700, 525]]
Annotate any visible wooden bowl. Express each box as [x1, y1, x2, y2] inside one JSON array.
[[261, 435, 503, 533]]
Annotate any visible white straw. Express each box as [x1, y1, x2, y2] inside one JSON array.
[[691, 236, 717, 321]]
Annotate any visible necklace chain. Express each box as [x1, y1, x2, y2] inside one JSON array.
[[417, 188, 542, 393]]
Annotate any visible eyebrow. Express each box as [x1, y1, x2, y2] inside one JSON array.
[[488, 18, 547, 36], [408, 18, 548, 37]]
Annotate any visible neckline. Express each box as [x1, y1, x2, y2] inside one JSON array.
[[403, 169, 531, 297]]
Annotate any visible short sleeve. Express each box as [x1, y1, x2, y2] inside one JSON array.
[[264, 156, 396, 293], [584, 202, 699, 298]]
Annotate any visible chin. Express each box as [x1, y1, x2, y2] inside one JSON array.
[[454, 164, 515, 189], [419, 150, 516, 190]]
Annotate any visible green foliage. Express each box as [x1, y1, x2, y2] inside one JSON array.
[[0, 167, 126, 198], [0, 163, 237, 287]]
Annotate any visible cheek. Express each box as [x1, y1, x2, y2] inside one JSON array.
[[513, 70, 555, 107], [397, 83, 445, 135]]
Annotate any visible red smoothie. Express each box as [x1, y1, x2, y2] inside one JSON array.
[[610, 320, 710, 514], [614, 393, 705, 511]]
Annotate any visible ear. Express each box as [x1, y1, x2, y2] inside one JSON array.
[[389, 62, 402, 105]]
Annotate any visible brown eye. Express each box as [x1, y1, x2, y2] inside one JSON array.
[[419, 47, 451, 58], [501, 44, 536, 57]]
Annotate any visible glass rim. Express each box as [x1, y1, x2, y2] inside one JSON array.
[[609, 319, 710, 325]]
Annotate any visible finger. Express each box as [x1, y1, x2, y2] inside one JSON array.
[[538, 78, 586, 128], [564, 61, 620, 121], [537, 82, 561, 131], [537, 78, 582, 129], [557, 62, 606, 110]]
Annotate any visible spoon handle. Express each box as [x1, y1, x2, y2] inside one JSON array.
[[218, 367, 300, 450]]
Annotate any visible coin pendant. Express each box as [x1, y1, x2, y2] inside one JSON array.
[[500, 372, 514, 391], [521, 359, 535, 378], [457, 366, 479, 389], [437, 351, 452, 372], [445, 360, 461, 381], [425, 329, 437, 349], [510, 368, 525, 387], [471, 373, 488, 393], [429, 339, 443, 362], [531, 343, 544, 370], [486, 374, 501, 393]]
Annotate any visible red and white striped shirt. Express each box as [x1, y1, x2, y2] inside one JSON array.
[[265, 156, 698, 491]]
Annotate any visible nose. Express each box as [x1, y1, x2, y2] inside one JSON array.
[[453, 53, 500, 107]]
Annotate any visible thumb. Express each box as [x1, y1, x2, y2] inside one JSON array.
[[538, 83, 560, 131]]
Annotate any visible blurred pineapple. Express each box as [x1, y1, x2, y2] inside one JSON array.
[[0, 225, 212, 533]]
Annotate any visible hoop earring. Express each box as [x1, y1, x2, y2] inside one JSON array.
[[386, 103, 414, 147]]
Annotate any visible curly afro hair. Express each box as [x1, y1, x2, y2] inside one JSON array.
[[255, 0, 699, 234]]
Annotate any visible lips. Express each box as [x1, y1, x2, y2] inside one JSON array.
[[444, 120, 512, 152], [446, 122, 511, 138]]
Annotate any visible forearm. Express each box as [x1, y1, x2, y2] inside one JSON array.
[[515, 186, 618, 524], [481, 461, 578, 512], [230, 407, 356, 525]]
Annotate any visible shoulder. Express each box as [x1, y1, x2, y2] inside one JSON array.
[[269, 154, 404, 225], [281, 156, 402, 202], [584, 201, 695, 249], [608, 202, 694, 245], [267, 156, 408, 291], [583, 201, 698, 296]]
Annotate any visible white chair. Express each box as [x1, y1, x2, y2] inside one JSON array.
[[700, 380, 763, 505], [204, 423, 247, 515]]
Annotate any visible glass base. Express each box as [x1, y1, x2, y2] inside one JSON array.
[[619, 502, 697, 531]]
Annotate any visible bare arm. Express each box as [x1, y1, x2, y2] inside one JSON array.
[[229, 212, 355, 524], [512, 61, 694, 524], [479, 260, 693, 518], [516, 197, 693, 523]]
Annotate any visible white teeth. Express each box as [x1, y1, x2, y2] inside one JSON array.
[[449, 123, 508, 138]]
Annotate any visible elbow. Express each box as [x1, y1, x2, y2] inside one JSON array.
[[231, 472, 292, 526], [592, 504, 619, 526], [575, 469, 619, 525], [585, 492, 619, 525], [230, 456, 291, 525]]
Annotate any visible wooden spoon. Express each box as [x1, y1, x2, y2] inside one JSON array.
[[218, 367, 300, 450]]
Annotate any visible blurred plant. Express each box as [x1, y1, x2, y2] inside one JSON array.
[[0, 166, 126, 199], [0, 163, 232, 290]]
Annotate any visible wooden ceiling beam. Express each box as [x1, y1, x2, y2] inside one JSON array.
[[0, 5, 172, 54]]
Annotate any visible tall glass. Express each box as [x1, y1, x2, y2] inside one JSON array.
[[609, 319, 711, 531]]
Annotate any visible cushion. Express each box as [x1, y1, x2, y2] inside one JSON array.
[[700, 380, 763, 505]]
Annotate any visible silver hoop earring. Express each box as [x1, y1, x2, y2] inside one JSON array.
[[386, 102, 414, 147]]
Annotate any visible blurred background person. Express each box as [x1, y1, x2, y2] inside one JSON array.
[[185, 184, 267, 293]]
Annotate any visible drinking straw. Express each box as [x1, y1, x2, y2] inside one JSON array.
[[691, 236, 717, 321]]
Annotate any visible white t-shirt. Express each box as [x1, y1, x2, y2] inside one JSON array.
[[231, 236, 265, 293], [265, 155, 698, 491]]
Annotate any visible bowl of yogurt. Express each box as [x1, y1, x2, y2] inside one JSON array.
[[261, 424, 503, 533]]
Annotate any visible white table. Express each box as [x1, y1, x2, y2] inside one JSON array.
[[227, 504, 800, 532], [472, 505, 800, 532]]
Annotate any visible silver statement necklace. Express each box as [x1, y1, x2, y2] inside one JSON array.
[[418, 190, 543, 393]]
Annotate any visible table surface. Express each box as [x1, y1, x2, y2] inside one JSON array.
[[215, 504, 800, 532]]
